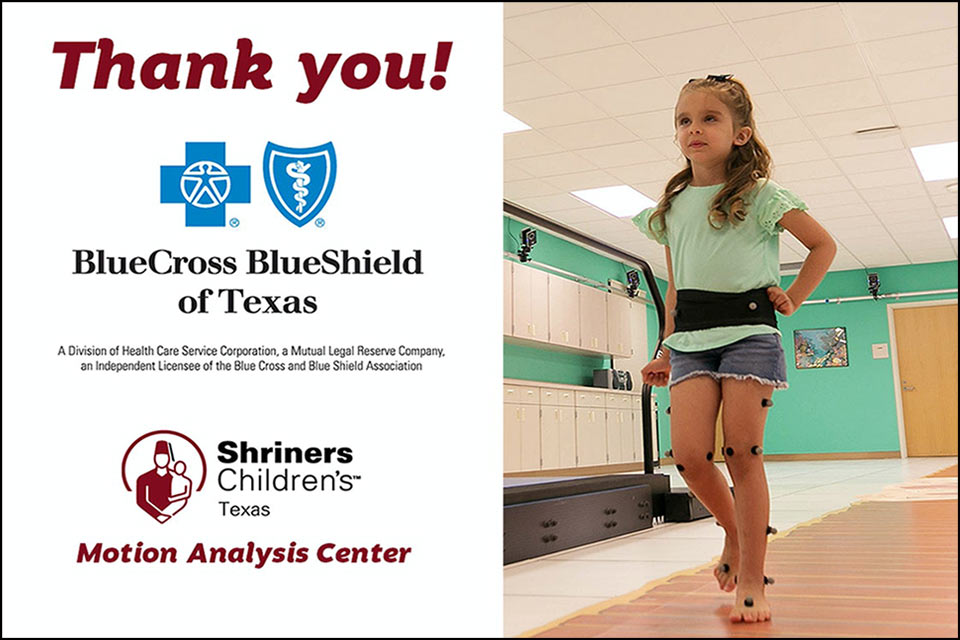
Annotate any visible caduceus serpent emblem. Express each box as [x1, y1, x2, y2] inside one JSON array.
[[263, 141, 337, 228], [286, 161, 312, 213]]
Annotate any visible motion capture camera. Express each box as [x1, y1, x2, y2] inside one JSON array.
[[518, 227, 537, 263], [867, 272, 880, 300], [626, 269, 641, 298]]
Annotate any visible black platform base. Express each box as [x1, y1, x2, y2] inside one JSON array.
[[664, 487, 722, 522], [503, 473, 671, 565]]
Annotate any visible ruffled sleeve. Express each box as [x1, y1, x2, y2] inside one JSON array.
[[753, 180, 808, 236], [631, 207, 669, 246]]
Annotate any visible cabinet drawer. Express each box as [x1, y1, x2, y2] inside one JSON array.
[[504, 384, 540, 405], [575, 390, 606, 408], [540, 387, 575, 406], [606, 393, 632, 409]]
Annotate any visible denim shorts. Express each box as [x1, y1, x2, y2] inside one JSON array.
[[668, 334, 789, 390]]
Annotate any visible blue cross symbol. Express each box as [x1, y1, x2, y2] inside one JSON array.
[[161, 142, 250, 227]]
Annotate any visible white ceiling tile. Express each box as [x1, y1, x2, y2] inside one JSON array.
[[841, 2, 958, 41], [878, 65, 959, 103], [576, 140, 665, 168], [504, 3, 578, 18], [516, 192, 591, 212], [646, 136, 684, 163], [833, 149, 915, 175], [607, 160, 681, 185], [925, 179, 960, 197], [618, 109, 675, 140], [802, 190, 865, 208], [506, 93, 608, 128], [504, 4, 625, 58], [937, 204, 959, 216], [541, 45, 660, 90], [505, 178, 560, 200], [813, 203, 875, 219], [752, 92, 799, 122], [505, 40, 532, 65], [759, 118, 814, 145], [504, 62, 571, 102], [890, 96, 959, 128], [547, 206, 618, 225], [931, 192, 959, 207], [903, 247, 957, 261], [722, 3, 835, 22], [590, 2, 727, 41], [859, 182, 930, 202], [785, 79, 885, 116], [775, 159, 843, 182], [820, 131, 906, 158], [786, 175, 855, 196], [900, 120, 959, 147], [632, 25, 755, 75], [540, 119, 638, 149], [577, 219, 636, 235], [823, 214, 885, 231], [634, 180, 669, 201], [511, 151, 596, 177], [505, 162, 533, 182], [761, 46, 870, 90], [542, 170, 622, 192], [581, 77, 680, 117], [864, 28, 958, 75], [804, 106, 896, 139], [886, 218, 953, 235], [665, 61, 779, 94], [504, 130, 564, 159], [770, 140, 829, 165], [871, 197, 936, 214], [733, 5, 854, 59], [848, 168, 920, 190]]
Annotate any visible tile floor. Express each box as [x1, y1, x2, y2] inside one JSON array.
[[504, 456, 959, 637]]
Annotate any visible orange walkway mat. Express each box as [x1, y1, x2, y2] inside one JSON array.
[[522, 465, 958, 638]]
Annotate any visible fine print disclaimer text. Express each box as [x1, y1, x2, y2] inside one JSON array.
[[57, 343, 445, 374]]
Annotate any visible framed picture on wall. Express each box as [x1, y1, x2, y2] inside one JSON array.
[[793, 327, 849, 369]]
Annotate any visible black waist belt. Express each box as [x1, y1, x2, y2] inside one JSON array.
[[673, 288, 777, 332]]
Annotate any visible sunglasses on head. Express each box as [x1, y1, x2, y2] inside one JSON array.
[[689, 74, 734, 83]]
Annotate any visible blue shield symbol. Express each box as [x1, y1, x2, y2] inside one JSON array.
[[263, 142, 337, 227]]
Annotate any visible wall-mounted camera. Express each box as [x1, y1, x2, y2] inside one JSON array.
[[519, 227, 537, 263], [626, 269, 640, 298], [867, 272, 880, 300]]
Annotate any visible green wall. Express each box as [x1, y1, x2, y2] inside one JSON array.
[[503, 215, 958, 455]]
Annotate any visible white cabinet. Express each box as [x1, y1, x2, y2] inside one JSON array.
[[606, 393, 634, 463], [548, 274, 580, 348], [540, 405, 576, 470], [504, 403, 540, 472], [578, 284, 608, 352], [512, 262, 549, 343], [607, 294, 633, 358], [576, 407, 607, 466]]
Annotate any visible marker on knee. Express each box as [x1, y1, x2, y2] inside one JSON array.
[[706, 451, 713, 461], [725, 446, 734, 456], [666, 406, 671, 415], [761, 398, 773, 407], [751, 445, 763, 455], [767, 525, 777, 535]]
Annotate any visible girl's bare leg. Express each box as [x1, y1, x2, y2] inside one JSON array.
[[721, 377, 774, 623], [668, 375, 739, 592]]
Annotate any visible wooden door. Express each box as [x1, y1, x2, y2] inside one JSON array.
[[894, 304, 958, 456]]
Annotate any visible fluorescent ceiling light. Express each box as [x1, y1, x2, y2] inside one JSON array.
[[571, 185, 657, 218], [944, 215, 958, 239], [910, 141, 958, 181], [503, 112, 531, 134]]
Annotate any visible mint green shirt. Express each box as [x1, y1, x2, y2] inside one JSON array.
[[632, 179, 808, 353]]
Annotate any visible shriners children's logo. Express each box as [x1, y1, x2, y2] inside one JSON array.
[[263, 142, 337, 227], [121, 430, 207, 524]]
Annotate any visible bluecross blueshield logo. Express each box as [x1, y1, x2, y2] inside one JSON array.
[[161, 142, 251, 227], [263, 142, 337, 227]]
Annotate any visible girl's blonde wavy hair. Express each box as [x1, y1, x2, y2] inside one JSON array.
[[647, 76, 772, 241]]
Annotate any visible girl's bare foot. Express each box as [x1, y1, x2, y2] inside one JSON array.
[[713, 532, 738, 592], [729, 579, 771, 623]]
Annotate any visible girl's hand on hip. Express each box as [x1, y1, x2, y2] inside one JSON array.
[[767, 286, 796, 316]]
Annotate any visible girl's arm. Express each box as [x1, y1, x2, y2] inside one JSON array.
[[661, 246, 677, 358], [778, 209, 837, 306]]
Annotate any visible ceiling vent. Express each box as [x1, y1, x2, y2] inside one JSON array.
[[854, 125, 900, 137]]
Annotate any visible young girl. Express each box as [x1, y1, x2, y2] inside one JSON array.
[[635, 75, 836, 623]]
